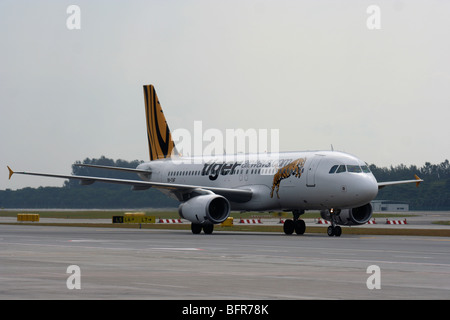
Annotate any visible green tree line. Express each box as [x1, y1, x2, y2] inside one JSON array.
[[0, 156, 178, 209], [1, 157, 449, 210], [372, 159, 450, 210]]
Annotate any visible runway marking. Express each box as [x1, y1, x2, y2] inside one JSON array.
[[423, 238, 450, 242], [149, 247, 204, 251], [135, 282, 188, 289], [396, 255, 433, 260]]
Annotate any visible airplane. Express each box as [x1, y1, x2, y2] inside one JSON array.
[[7, 85, 423, 236]]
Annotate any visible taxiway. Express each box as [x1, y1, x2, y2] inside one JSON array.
[[0, 224, 449, 299]]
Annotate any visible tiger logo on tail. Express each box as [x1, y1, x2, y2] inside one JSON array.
[[270, 158, 306, 199], [143, 85, 178, 161]]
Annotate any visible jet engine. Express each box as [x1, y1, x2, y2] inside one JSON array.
[[178, 194, 230, 224], [320, 203, 373, 226]]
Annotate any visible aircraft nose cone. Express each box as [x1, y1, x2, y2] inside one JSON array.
[[355, 175, 379, 204]]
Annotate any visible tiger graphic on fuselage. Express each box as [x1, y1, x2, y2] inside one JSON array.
[[270, 158, 306, 199]]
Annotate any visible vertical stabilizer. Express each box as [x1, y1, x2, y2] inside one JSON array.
[[143, 85, 177, 160]]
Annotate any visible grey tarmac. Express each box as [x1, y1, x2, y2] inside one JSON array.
[[0, 224, 449, 299]]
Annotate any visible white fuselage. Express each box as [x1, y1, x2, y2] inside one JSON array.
[[137, 151, 379, 212]]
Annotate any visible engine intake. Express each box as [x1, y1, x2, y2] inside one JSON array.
[[178, 194, 230, 224], [320, 203, 373, 226]]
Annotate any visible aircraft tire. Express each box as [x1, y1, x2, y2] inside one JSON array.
[[327, 226, 335, 237], [294, 219, 306, 235], [203, 224, 214, 234], [327, 226, 342, 237], [283, 219, 295, 235], [191, 223, 202, 234]]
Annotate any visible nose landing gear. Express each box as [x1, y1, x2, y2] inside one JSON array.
[[327, 225, 342, 237], [327, 208, 342, 237]]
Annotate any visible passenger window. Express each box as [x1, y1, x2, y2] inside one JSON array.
[[336, 165, 346, 173], [329, 165, 339, 174]]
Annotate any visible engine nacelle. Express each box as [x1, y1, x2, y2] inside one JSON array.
[[320, 203, 373, 226], [178, 194, 230, 224]]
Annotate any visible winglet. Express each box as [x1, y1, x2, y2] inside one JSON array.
[[7, 166, 14, 180], [414, 174, 423, 187]]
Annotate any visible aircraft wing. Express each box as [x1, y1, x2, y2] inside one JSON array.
[[377, 174, 423, 189], [7, 166, 252, 203]]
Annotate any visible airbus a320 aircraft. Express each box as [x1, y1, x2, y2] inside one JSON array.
[[8, 85, 423, 236]]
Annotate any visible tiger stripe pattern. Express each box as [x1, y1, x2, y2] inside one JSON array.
[[270, 158, 306, 199], [143, 85, 176, 161]]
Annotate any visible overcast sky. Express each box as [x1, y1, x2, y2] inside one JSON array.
[[1, 0, 449, 190]]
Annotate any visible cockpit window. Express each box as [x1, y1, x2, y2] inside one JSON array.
[[330, 164, 371, 174], [329, 165, 339, 174], [347, 165, 362, 173]]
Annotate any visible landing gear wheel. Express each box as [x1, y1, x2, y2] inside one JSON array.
[[203, 224, 214, 234], [283, 219, 295, 235], [327, 226, 342, 237], [294, 219, 306, 235], [334, 226, 342, 237], [191, 223, 202, 234], [327, 226, 335, 237]]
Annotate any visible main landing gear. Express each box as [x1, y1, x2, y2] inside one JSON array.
[[191, 223, 214, 234], [283, 210, 306, 235]]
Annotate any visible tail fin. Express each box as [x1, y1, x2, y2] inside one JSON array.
[[143, 85, 177, 161]]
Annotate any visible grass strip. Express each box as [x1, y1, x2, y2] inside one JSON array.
[[2, 221, 449, 237]]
